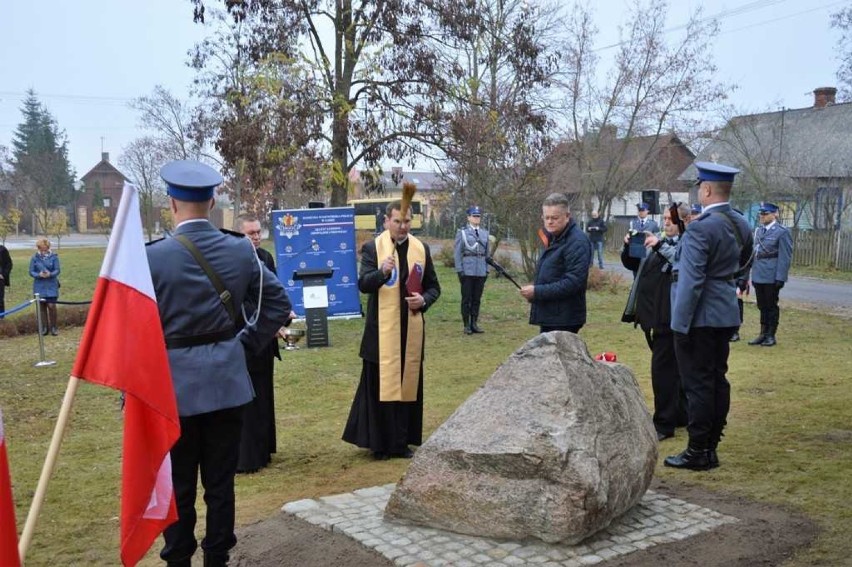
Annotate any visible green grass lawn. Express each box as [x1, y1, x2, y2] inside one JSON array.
[[1, 243, 851, 566]]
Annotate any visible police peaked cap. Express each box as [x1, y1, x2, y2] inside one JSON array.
[[694, 161, 740, 184], [161, 160, 223, 202]]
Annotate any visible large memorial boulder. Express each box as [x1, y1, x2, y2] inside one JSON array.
[[385, 331, 657, 544]]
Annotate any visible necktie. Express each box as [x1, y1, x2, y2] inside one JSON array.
[[640, 220, 645, 230], [475, 228, 479, 238]]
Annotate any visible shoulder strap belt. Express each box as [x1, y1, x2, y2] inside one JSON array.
[[173, 234, 237, 324]]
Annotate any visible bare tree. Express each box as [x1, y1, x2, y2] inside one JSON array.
[[831, 5, 852, 101], [119, 137, 168, 240], [549, 0, 729, 218], [129, 85, 208, 161]]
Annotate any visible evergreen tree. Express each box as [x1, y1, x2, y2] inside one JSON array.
[[11, 89, 75, 231]]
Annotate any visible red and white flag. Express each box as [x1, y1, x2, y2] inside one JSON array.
[[0, 408, 21, 567], [72, 183, 180, 566]]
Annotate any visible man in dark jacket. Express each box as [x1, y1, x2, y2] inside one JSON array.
[[585, 210, 607, 269], [520, 193, 592, 333], [621, 203, 690, 441]]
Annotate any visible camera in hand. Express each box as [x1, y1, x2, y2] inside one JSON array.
[[628, 229, 648, 259]]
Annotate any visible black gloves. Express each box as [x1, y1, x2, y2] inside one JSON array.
[[775, 280, 785, 289]]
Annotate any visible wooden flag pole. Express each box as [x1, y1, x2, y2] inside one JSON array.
[[18, 376, 80, 564]]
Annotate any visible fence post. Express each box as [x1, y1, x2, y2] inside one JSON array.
[[33, 293, 57, 368]]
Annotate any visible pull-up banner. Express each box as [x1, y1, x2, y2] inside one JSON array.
[[271, 206, 361, 318]]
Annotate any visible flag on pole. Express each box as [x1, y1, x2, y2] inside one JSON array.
[[0, 408, 21, 567], [71, 183, 180, 566]]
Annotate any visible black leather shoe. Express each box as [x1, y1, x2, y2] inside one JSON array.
[[761, 336, 776, 347], [464, 326, 473, 335], [664, 447, 711, 471], [708, 449, 720, 469], [729, 332, 740, 342], [392, 448, 414, 459], [657, 431, 674, 442], [747, 335, 765, 345], [471, 323, 484, 334], [373, 451, 390, 461], [50, 326, 58, 336]]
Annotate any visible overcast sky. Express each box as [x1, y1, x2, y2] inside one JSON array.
[[0, 0, 846, 181]]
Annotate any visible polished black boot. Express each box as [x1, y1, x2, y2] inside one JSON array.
[[748, 325, 767, 345], [708, 448, 720, 469], [470, 316, 484, 334], [463, 314, 472, 335], [664, 446, 711, 471], [203, 552, 229, 567], [761, 325, 777, 347]]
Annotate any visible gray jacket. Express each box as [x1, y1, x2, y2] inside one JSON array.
[[750, 222, 793, 284], [454, 225, 489, 277], [146, 220, 291, 416]]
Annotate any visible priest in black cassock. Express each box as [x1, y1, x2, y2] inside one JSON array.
[[342, 193, 441, 460], [237, 214, 292, 473]]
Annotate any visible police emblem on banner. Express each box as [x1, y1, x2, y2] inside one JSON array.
[[277, 213, 301, 239]]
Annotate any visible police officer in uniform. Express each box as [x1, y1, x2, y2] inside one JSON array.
[[630, 202, 659, 234], [665, 162, 753, 471], [747, 202, 793, 347], [454, 205, 489, 334], [147, 160, 291, 567]]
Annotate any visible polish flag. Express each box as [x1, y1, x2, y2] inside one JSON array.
[[0, 409, 21, 567], [72, 183, 180, 566]]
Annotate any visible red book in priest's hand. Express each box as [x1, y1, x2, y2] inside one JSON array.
[[406, 262, 424, 296]]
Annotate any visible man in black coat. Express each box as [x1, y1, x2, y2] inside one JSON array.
[[342, 200, 441, 460], [520, 193, 592, 333], [621, 203, 690, 441], [236, 214, 294, 474]]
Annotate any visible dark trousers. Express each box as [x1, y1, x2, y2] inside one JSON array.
[[649, 330, 687, 435], [753, 283, 781, 327], [674, 327, 735, 450], [0, 285, 5, 317], [161, 406, 244, 564], [460, 275, 486, 320], [540, 325, 582, 333]]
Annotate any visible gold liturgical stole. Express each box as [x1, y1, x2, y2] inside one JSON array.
[[376, 231, 426, 402]]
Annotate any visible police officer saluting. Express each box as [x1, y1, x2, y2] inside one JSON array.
[[665, 161, 753, 471], [454, 205, 489, 334], [747, 202, 793, 347], [147, 160, 291, 567]]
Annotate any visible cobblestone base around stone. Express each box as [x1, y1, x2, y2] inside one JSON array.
[[282, 485, 738, 566]]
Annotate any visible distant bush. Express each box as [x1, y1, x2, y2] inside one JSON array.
[[435, 244, 455, 268], [587, 267, 625, 294]]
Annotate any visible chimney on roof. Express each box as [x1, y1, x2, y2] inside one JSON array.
[[102, 152, 110, 162], [813, 87, 837, 108]]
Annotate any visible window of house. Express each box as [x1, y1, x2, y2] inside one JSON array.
[[103, 198, 111, 208]]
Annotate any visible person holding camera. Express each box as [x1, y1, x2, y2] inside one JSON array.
[[746, 202, 793, 347], [621, 203, 690, 441], [585, 210, 607, 269]]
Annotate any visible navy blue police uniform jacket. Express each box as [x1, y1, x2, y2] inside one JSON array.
[[670, 204, 753, 334], [146, 220, 291, 417]]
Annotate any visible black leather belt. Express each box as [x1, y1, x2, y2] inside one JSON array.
[[165, 328, 236, 350], [756, 252, 779, 259], [463, 253, 486, 257]]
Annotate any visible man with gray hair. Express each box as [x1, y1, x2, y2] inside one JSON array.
[[520, 193, 592, 333]]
